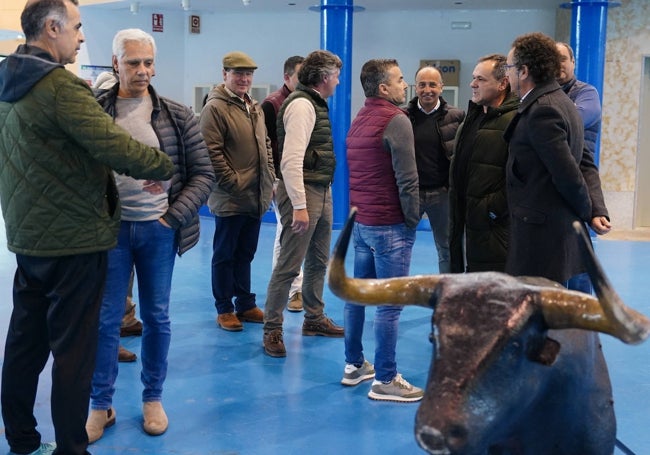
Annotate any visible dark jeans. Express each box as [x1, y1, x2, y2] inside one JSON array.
[[211, 214, 262, 314], [2, 252, 107, 455]]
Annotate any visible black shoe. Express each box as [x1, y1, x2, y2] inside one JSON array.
[[263, 329, 286, 357], [302, 316, 344, 338]]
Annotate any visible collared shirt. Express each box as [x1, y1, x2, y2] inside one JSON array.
[[520, 88, 534, 102], [224, 86, 252, 113], [418, 98, 441, 115]]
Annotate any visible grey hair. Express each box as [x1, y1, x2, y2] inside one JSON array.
[[21, 0, 79, 41], [112, 28, 157, 60]]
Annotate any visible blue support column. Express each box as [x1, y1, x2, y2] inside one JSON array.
[[560, 0, 620, 165], [310, 0, 361, 229]]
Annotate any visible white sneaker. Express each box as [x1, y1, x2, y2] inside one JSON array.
[[341, 360, 375, 386], [368, 373, 424, 402]]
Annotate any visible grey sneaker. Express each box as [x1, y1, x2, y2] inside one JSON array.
[[368, 373, 424, 402], [341, 360, 375, 386]]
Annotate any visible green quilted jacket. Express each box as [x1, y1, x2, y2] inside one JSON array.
[[0, 44, 173, 256]]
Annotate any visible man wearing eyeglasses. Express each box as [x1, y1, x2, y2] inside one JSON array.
[[406, 66, 465, 274], [200, 51, 275, 332], [503, 32, 592, 286]]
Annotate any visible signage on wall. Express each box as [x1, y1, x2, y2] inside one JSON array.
[[190, 15, 201, 34], [152, 13, 164, 33], [419, 59, 460, 86]]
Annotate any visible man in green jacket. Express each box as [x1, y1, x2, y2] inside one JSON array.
[[200, 51, 275, 332], [0, 1, 173, 454]]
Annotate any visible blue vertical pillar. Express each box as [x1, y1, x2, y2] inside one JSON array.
[[560, 0, 620, 165], [312, 0, 358, 229]]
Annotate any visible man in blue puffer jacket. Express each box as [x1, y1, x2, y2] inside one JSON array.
[[86, 28, 214, 444]]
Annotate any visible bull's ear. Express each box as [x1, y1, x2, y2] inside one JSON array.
[[528, 336, 560, 366]]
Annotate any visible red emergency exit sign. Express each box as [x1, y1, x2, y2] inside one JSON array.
[[152, 13, 164, 32]]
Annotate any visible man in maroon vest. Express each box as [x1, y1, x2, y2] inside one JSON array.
[[343, 59, 422, 402]]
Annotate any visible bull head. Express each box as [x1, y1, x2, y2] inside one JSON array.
[[327, 208, 650, 454]]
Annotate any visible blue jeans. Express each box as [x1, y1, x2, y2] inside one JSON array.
[[91, 220, 177, 409], [344, 222, 415, 382], [211, 214, 262, 314], [420, 188, 450, 273], [566, 272, 593, 294]]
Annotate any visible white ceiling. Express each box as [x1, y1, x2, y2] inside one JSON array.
[[80, 0, 561, 14]]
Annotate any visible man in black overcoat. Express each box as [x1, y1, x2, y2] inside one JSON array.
[[503, 32, 592, 284]]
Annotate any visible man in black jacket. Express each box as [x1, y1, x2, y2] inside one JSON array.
[[406, 66, 464, 273], [449, 54, 518, 274]]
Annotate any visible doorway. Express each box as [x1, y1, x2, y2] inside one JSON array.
[[634, 56, 650, 227]]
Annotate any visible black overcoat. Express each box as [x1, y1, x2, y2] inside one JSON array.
[[503, 81, 591, 283]]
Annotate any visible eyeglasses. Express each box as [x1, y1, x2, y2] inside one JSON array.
[[505, 64, 517, 70]]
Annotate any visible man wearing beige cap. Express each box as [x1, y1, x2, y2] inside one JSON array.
[[200, 51, 275, 332]]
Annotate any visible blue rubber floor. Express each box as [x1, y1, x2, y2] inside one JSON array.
[[0, 216, 648, 454]]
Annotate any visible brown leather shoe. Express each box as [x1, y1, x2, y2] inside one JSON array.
[[302, 315, 344, 337], [118, 345, 137, 362], [217, 313, 243, 331], [287, 292, 303, 312], [263, 329, 286, 357], [120, 320, 143, 337], [236, 307, 264, 323]]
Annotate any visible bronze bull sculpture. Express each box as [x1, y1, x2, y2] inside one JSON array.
[[328, 209, 650, 455]]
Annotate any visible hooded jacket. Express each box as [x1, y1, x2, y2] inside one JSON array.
[[0, 44, 173, 257], [199, 84, 274, 218]]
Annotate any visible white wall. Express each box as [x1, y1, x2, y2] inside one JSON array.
[[352, 9, 555, 113], [80, 6, 188, 103], [78, 5, 555, 114]]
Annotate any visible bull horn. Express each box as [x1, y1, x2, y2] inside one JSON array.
[[539, 222, 650, 344], [327, 208, 441, 308]]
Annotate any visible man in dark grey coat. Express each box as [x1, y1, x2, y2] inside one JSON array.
[[503, 32, 592, 284]]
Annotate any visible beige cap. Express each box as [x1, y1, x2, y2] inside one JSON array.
[[222, 51, 258, 70]]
